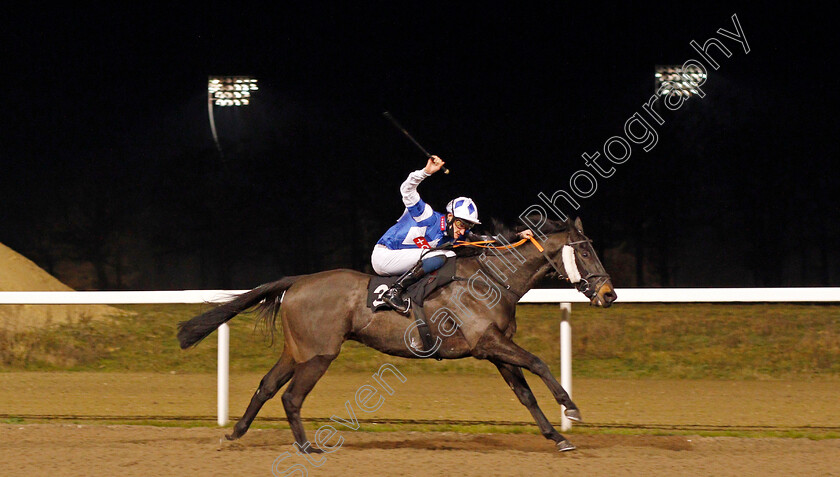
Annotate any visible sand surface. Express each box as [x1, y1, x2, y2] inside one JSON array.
[[1, 425, 839, 476], [1, 372, 839, 476]]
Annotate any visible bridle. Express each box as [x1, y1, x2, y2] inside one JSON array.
[[533, 237, 611, 299], [459, 234, 611, 300]]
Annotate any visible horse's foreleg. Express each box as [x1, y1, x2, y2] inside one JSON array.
[[493, 360, 575, 451], [227, 351, 296, 441], [281, 354, 336, 452], [475, 327, 581, 421]]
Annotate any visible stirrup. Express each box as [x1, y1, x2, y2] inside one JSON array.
[[382, 288, 411, 314]]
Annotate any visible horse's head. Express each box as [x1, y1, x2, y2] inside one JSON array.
[[539, 217, 617, 308]]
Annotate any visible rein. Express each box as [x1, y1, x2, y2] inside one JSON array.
[[455, 236, 609, 299], [452, 236, 564, 298], [453, 238, 530, 250], [455, 236, 567, 280], [450, 238, 532, 298]]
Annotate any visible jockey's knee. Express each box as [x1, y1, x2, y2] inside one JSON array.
[[421, 255, 446, 273]]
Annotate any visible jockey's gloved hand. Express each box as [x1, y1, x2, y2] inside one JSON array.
[[518, 229, 534, 240], [424, 156, 445, 175]]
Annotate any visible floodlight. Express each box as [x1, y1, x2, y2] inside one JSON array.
[[207, 75, 258, 156], [654, 65, 706, 97], [208, 76, 258, 106]]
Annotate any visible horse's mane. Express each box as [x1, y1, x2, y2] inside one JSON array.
[[453, 216, 570, 257], [488, 216, 570, 237]]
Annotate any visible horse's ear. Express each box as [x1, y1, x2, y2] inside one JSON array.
[[574, 217, 584, 233]]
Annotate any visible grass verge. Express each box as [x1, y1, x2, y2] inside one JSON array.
[[1, 302, 838, 380]]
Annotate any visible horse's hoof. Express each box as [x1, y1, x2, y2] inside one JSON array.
[[564, 408, 583, 422], [297, 444, 324, 454], [225, 433, 239, 441], [556, 439, 576, 452]]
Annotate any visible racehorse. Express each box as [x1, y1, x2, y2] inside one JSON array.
[[177, 217, 616, 452]]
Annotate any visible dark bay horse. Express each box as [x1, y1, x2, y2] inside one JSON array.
[[178, 217, 616, 452]]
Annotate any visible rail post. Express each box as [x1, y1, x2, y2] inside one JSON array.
[[559, 302, 572, 431], [218, 323, 229, 426]]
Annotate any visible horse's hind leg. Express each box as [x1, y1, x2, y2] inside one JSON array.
[[493, 361, 575, 452], [281, 354, 336, 453], [227, 351, 295, 441]]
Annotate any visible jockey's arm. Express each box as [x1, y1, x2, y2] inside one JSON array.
[[400, 156, 445, 208], [399, 169, 430, 208]]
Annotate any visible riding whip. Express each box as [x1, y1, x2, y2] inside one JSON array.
[[382, 111, 450, 174]]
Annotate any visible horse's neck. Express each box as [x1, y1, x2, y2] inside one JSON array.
[[516, 240, 558, 293], [472, 233, 566, 297]]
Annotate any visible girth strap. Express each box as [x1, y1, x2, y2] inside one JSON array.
[[411, 305, 442, 360]]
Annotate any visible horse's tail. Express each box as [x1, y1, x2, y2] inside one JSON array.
[[177, 276, 301, 349]]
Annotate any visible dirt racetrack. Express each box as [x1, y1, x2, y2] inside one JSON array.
[[2, 425, 839, 476], [1, 373, 839, 476]]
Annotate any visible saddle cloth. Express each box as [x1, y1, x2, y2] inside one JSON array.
[[366, 257, 460, 360], [366, 257, 458, 311]]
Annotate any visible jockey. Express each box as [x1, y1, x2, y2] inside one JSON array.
[[372, 156, 532, 313]]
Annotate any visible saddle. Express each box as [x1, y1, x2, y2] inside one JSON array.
[[367, 257, 461, 359]]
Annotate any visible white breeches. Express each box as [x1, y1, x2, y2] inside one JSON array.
[[371, 245, 456, 276]]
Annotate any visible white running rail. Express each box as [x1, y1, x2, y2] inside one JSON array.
[[3, 287, 839, 428]]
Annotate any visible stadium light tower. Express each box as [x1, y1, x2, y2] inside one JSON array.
[[206, 76, 257, 425], [654, 65, 706, 97], [207, 75, 259, 156]]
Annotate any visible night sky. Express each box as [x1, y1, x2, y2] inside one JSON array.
[[1, 4, 837, 290]]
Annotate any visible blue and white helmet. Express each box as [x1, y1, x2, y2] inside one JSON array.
[[446, 197, 481, 225]]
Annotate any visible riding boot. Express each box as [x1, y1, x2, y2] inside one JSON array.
[[381, 261, 426, 314]]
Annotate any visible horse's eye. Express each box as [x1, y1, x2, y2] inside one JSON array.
[[581, 251, 590, 258]]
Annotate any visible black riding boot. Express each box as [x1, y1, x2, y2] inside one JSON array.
[[381, 261, 426, 314]]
